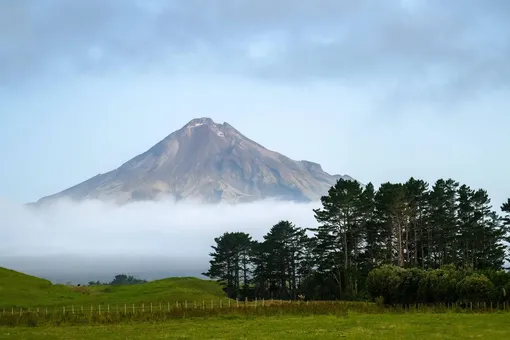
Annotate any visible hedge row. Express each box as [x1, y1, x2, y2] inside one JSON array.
[[366, 265, 509, 305]]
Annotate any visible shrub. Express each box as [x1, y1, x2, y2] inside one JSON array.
[[457, 274, 493, 303], [399, 268, 424, 304], [417, 267, 459, 304], [366, 265, 404, 304]]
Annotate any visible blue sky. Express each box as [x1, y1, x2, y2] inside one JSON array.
[[1, 0, 509, 208]]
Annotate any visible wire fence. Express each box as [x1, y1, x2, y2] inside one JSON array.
[[2, 299, 510, 317], [1, 298, 303, 316]]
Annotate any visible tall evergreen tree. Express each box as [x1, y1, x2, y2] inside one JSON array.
[[501, 199, 510, 264], [313, 178, 365, 298], [202, 231, 253, 298], [251, 221, 308, 299], [374, 182, 407, 267], [359, 183, 381, 272], [428, 179, 459, 267], [404, 178, 430, 268]]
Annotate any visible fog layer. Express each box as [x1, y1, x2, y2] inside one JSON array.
[[0, 198, 319, 284]]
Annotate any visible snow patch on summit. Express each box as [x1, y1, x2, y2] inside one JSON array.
[[186, 117, 225, 137]]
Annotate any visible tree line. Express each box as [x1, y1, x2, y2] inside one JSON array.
[[204, 177, 510, 302], [87, 274, 147, 286]]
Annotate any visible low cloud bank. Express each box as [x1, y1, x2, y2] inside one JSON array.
[[0, 197, 319, 284]]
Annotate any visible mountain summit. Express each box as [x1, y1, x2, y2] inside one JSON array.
[[36, 118, 354, 204]]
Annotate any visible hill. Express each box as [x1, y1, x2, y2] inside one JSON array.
[[0, 267, 227, 309], [35, 117, 354, 205]]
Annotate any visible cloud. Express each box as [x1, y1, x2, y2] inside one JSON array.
[[2, 0, 509, 99], [0, 197, 319, 284]]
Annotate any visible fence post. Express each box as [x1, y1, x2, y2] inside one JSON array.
[[236, 299, 239, 308], [150, 303, 153, 313], [159, 303, 162, 311], [108, 304, 110, 313], [228, 299, 231, 308], [202, 300, 205, 309], [194, 301, 197, 309], [63, 306, 65, 314], [124, 304, 127, 314], [72, 305, 74, 314], [142, 303, 145, 313]]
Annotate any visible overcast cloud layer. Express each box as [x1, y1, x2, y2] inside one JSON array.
[[2, 0, 510, 97]]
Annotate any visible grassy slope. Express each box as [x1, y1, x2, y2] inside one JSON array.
[[0, 267, 226, 309], [2, 313, 510, 339]]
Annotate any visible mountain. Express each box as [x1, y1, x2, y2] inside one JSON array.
[[36, 117, 355, 205]]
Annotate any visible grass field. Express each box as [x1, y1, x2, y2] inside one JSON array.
[[3, 267, 510, 339], [0, 267, 227, 309], [2, 313, 509, 339]]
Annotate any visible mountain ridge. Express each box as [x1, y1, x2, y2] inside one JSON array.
[[35, 117, 355, 205]]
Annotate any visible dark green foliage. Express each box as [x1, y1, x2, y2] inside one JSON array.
[[202, 231, 254, 299], [204, 179, 509, 303], [457, 274, 493, 303], [366, 265, 404, 305], [251, 221, 310, 300], [366, 265, 510, 305], [110, 275, 147, 285], [87, 275, 147, 286], [417, 266, 460, 304]]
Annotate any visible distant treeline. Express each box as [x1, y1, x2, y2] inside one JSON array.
[[203, 177, 510, 303], [87, 274, 147, 286]]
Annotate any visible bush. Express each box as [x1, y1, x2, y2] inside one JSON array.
[[366, 265, 405, 304], [399, 268, 424, 304], [417, 267, 459, 304], [457, 274, 493, 303]]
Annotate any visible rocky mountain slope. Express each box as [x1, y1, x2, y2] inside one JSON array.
[[36, 118, 355, 204]]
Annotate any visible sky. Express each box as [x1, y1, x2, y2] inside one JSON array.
[[0, 0, 509, 282]]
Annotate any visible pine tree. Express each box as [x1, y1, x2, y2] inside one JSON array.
[[359, 183, 381, 272], [250, 221, 308, 299], [202, 231, 253, 298], [374, 182, 407, 267], [313, 178, 365, 297], [501, 199, 510, 264], [404, 178, 430, 268], [428, 179, 459, 268]]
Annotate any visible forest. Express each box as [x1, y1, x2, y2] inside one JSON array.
[[203, 177, 510, 304]]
